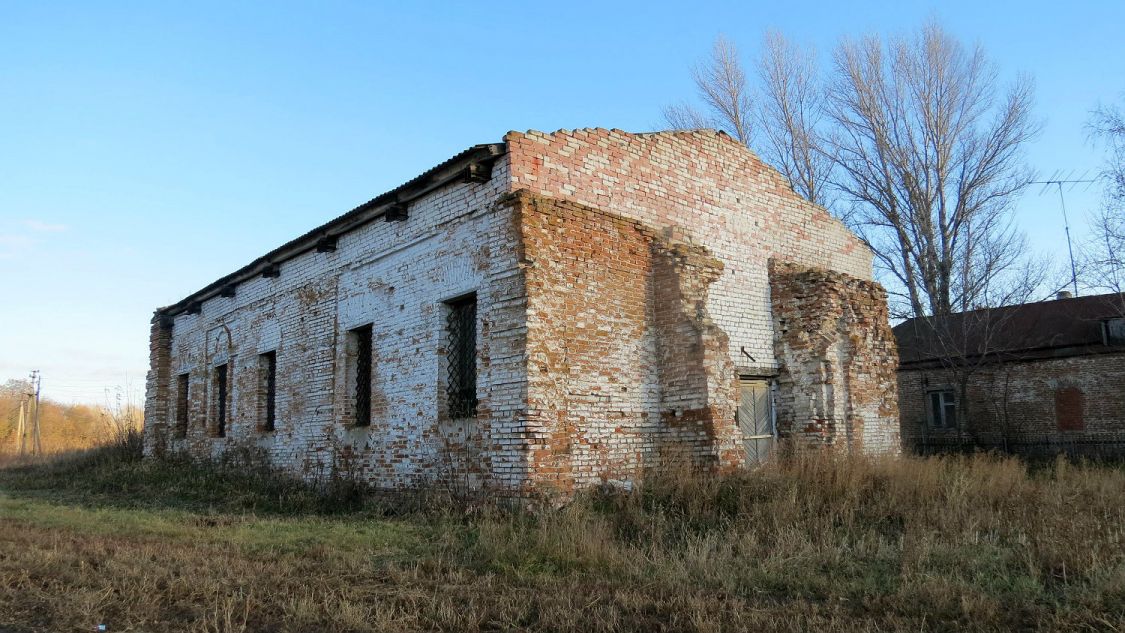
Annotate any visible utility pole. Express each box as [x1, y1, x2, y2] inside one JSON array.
[[31, 370, 42, 455], [15, 397, 26, 456]]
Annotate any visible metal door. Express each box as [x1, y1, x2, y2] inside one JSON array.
[[737, 379, 775, 464]]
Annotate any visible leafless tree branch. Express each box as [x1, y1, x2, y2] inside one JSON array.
[[755, 30, 836, 210], [663, 35, 754, 145], [1084, 98, 1125, 312], [826, 22, 1041, 317], [664, 23, 1042, 319]]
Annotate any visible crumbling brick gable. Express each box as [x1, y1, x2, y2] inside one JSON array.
[[768, 260, 900, 454], [504, 128, 875, 376]]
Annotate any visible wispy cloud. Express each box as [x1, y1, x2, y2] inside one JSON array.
[[0, 234, 37, 260], [23, 219, 68, 232]]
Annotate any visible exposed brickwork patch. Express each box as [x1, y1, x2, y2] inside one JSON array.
[[768, 261, 900, 454], [509, 191, 743, 494]]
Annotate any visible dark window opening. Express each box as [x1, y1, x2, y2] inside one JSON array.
[[1055, 386, 1084, 431], [351, 325, 373, 427], [445, 294, 478, 419], [214, 363, 228, 438], [175, 373, 189, 437], [259, 351, 277, 432], [927, 390, 956, 429], [1106, 318, 1125, 346]]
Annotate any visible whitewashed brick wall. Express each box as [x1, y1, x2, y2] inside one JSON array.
[[144, 128, 898, 495]]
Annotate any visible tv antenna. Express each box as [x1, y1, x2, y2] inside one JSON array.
[[1030, 172, 1099, 297]]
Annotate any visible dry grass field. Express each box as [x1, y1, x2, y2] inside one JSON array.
[[1, 438, 1123, 632]]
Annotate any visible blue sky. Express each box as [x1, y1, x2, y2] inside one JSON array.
[[1, 1, 1122, 404]]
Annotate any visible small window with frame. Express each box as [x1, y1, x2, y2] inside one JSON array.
[[927, 389, 956, 429], [1105, 318, 1125, 346], [1055, 386, 1084, 432]]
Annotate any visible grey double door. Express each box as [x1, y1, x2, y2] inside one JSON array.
[[737, 379, 775, 464]]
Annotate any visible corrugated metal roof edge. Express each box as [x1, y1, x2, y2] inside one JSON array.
[[155, 142, 507, 321]]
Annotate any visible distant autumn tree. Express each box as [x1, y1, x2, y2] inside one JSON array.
[[0, 379, 32, 397], [665, 22, 1042, 319]]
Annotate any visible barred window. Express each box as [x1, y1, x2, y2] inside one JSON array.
[[214, 363, 228, 438], [445, 294, 478, 419], [350, 325, 373, 427], [258, 351, 277, 432], [175, 373, 189, 437]]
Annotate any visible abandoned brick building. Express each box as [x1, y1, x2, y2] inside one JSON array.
[[143, 128, 900, 495], [895, 292, 1125, 457]]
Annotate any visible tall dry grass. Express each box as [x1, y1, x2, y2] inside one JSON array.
[[1, 447, 1123, 632]]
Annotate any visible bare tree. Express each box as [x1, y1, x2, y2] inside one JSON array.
[[666, 24, 1040, 318], [756, 31, 835, 209], [662, 35, 753, 144], [1086, 98, 1125, 306], [666, 33, 834, 209], [827, 23, 1040, 318]]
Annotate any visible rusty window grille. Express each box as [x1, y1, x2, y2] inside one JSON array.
[[351, 325, 373, 427], [258, 351, 277, 432], [445, 294, 478, 419], [214, 363, 228, 437], [175, 373, 189, 437]]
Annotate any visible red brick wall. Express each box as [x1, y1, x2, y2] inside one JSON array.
[[899, 352, 1125, 456], [142, 317, 173, 454]]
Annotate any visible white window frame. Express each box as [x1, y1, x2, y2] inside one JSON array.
[[926, 389, 957, 429]]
